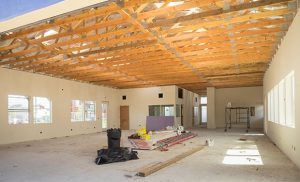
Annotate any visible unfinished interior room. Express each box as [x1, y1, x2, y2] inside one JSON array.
[[0, 0, 299, 181]]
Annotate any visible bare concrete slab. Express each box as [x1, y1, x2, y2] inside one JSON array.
[[0, 129, 299, 182]]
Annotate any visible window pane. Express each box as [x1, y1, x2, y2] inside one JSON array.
[[200, 97, 207, 104], [274, 85, 279, 123], [71, 100, 84, 122], [268, 91, 272, 121], [8, 95, 29, 124], [161, 105, 174, 116], [285, 72, 295, 128], [33, 97, 51, 124], [101, 102, 108, 128], [278, 80, 285, 125], [270, 89, 274, 122], [201, 106, 207, 123], [149, 105, 161, 116], [85, 101, 96, 121]]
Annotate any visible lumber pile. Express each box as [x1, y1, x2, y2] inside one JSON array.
[[136, 146, 204, 177]]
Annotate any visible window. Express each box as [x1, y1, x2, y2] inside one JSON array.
[[278, 80, 285, 125], [101, 102, 108, 129], [161, 105, 174, 116], [178, 88, 183, 99], [274, 85, 279, 123], [267, 71, 295, 128], [158, 93, 163, 98], [149, 105, 174, 116], [71, 100, 84, 122], [149, 105, 161, 116], [85, 101, 96, 121], [33, 97, 51, 123], [122, 95, 126, 100], [268, 92, 272, 121], [8, 95, 29, 124], [200, 97, 207, 104], [285, 72, 295, 127]]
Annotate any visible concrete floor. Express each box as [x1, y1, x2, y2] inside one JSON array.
[[0, 128, 299, 182]]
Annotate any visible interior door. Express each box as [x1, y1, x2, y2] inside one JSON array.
[[120, 106, 129, 130]]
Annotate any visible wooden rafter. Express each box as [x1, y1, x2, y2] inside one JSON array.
[[0, 0, 297, 94]]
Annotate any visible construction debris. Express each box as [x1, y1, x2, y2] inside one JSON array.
[[95, 128, 139, 165], [156, 132, 197, 151], [136, 146, 204, 177], [128, 126, 197, 151]]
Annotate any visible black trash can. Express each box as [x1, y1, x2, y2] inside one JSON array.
[[107, 128, 121, 149]]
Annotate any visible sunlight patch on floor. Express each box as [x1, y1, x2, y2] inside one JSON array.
[[222, 146, 263, 165]]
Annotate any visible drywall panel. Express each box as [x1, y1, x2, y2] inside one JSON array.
[[215, 86, 264, 129], [0, 68, 119, 145], [175, 86, 199, 129], [263, 11, 300, 169], [119, 86, 176, 130]]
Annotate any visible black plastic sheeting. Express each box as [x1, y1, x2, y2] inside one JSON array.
[[95, 148, 138, 165], [95, 128, 139, 165]]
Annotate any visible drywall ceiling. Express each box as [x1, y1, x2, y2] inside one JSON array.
[[0, 0, 298, 94]]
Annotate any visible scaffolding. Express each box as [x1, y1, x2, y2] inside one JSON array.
[[224, 107, 250, 132]]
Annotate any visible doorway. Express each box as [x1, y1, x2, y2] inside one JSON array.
[[120, 106, 129, 130], [200, 97, 207, 127], [193, 106, 199, 126]]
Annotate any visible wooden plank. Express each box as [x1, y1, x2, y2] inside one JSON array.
[[136, 146, 204, 177]]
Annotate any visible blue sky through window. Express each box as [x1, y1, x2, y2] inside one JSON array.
[[0, 0, 63, 21]]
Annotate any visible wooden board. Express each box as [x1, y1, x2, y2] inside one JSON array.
[[136, 146, 204, 177]]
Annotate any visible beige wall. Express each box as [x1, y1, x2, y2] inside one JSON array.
[[0, 69, 200, 145], [118, 86, 176, 130], [207, 87, 216, 129], [0, 68, 119, 145], [263, 11, 300, 169], [215, 86, 264, 129]]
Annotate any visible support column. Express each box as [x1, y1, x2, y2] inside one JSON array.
[[207, 87, 216, 129]]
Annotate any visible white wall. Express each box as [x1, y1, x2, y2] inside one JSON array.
[[118, 86, 176, 130], [215, 87, 264, 129], [0, 68, 119, 145], [263, 11, 300, 169]]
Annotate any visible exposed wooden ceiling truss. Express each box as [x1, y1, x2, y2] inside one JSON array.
[[0, 0, 298, 94]]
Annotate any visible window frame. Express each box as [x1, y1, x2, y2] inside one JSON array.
[[33, 96, 52, 124], [8, 95, 30, 125], [84, 101, 96, 122], [71, 100, 84, 122]]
